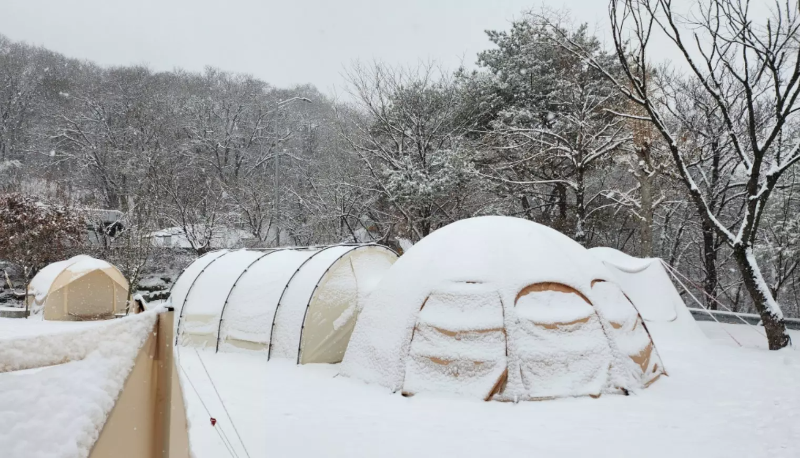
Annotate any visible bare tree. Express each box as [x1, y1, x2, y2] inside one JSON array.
[[554, 0, 800, 348]]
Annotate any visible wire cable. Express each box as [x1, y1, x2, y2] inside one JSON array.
[[176, 358, 239, 458], [194, 349, 253, 458]]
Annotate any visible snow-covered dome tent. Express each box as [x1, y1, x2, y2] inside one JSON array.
[[172, 244, 398, 364], [341, 216, 666, 401], [588, 247, 707, 346], [27, 255, 129, 321]]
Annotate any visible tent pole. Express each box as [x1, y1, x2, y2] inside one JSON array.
[[295, 245, 367, 364], [175, 251, 235, 345], [267, 245, 339, 361]]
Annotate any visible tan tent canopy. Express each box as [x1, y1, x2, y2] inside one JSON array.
[[27, 255, 129, 321], [171, 244, 398, 364], [342, 217, 666, 401]]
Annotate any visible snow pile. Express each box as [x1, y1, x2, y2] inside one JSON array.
[[0, 311, 158, 458], [342, 216, 664, 400], [0, 317, 102, 339]]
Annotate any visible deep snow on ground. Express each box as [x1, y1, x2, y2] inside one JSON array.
[[0, 313, 798, 458], [177, 321, 800, 458]]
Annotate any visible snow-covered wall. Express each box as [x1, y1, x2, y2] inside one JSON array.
[[0, 311, 158, 458]]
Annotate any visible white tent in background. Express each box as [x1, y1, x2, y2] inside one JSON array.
[[171, 244, 397, 364], [588, 247, 707, 346], [27, 255, 129, 321], [341, 216, 665, 401]]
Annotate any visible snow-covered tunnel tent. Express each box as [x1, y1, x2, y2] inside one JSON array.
[[171, 244, 398, 364], [342, 217, 666, 401]]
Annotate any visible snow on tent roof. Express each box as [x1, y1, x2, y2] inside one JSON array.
[[171, 250, 230, 317], [66, 256, 117, 275], [28, 256, 122, 302], [173, 245, 397, 364], [341, 216, 666, 401], [28, 258, 81, 302], [26, 256, 129, 321], [588, 247, 707, 347]]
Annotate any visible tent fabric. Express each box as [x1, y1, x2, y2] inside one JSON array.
[[27, 255, 129, 321], [341, 216, 665, 401], [178, 250, 265, 347], [588, 247, 707, 346], [172, 245, 397, 364]]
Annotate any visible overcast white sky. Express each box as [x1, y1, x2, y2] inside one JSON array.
[[0, 0, 614, 93]]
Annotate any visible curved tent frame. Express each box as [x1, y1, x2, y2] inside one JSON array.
[[173, 250, 232, 345], [215, 249, 282, 352], [172, 244, 397, 364], [294, 245, 382, 363], [267, 245, 338, 360]]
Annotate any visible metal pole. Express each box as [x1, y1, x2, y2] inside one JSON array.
[[270, 97, 311, 247], [274, 149, 283, 247]]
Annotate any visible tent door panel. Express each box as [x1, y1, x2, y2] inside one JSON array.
[[67, 271, 115, 320], [590, 281, 666, 385], [403, 288, 507, 400], [514, 285, 611, 399], [299, 257, 360, 364]]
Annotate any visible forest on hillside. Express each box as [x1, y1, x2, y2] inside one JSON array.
[[1, 0, 799, 337]]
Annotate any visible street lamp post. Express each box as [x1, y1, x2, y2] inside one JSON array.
[[271, 97, 312, 247], [274, 148, 283, 246]]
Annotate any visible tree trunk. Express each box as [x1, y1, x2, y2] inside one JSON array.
[[701, 220, 719, 310], [555, 183, 568, 235], [520, 195, 533, 220], [574, 172, 586, 245], [639, 169, 654, 257], [732, 246, 791, 350]]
